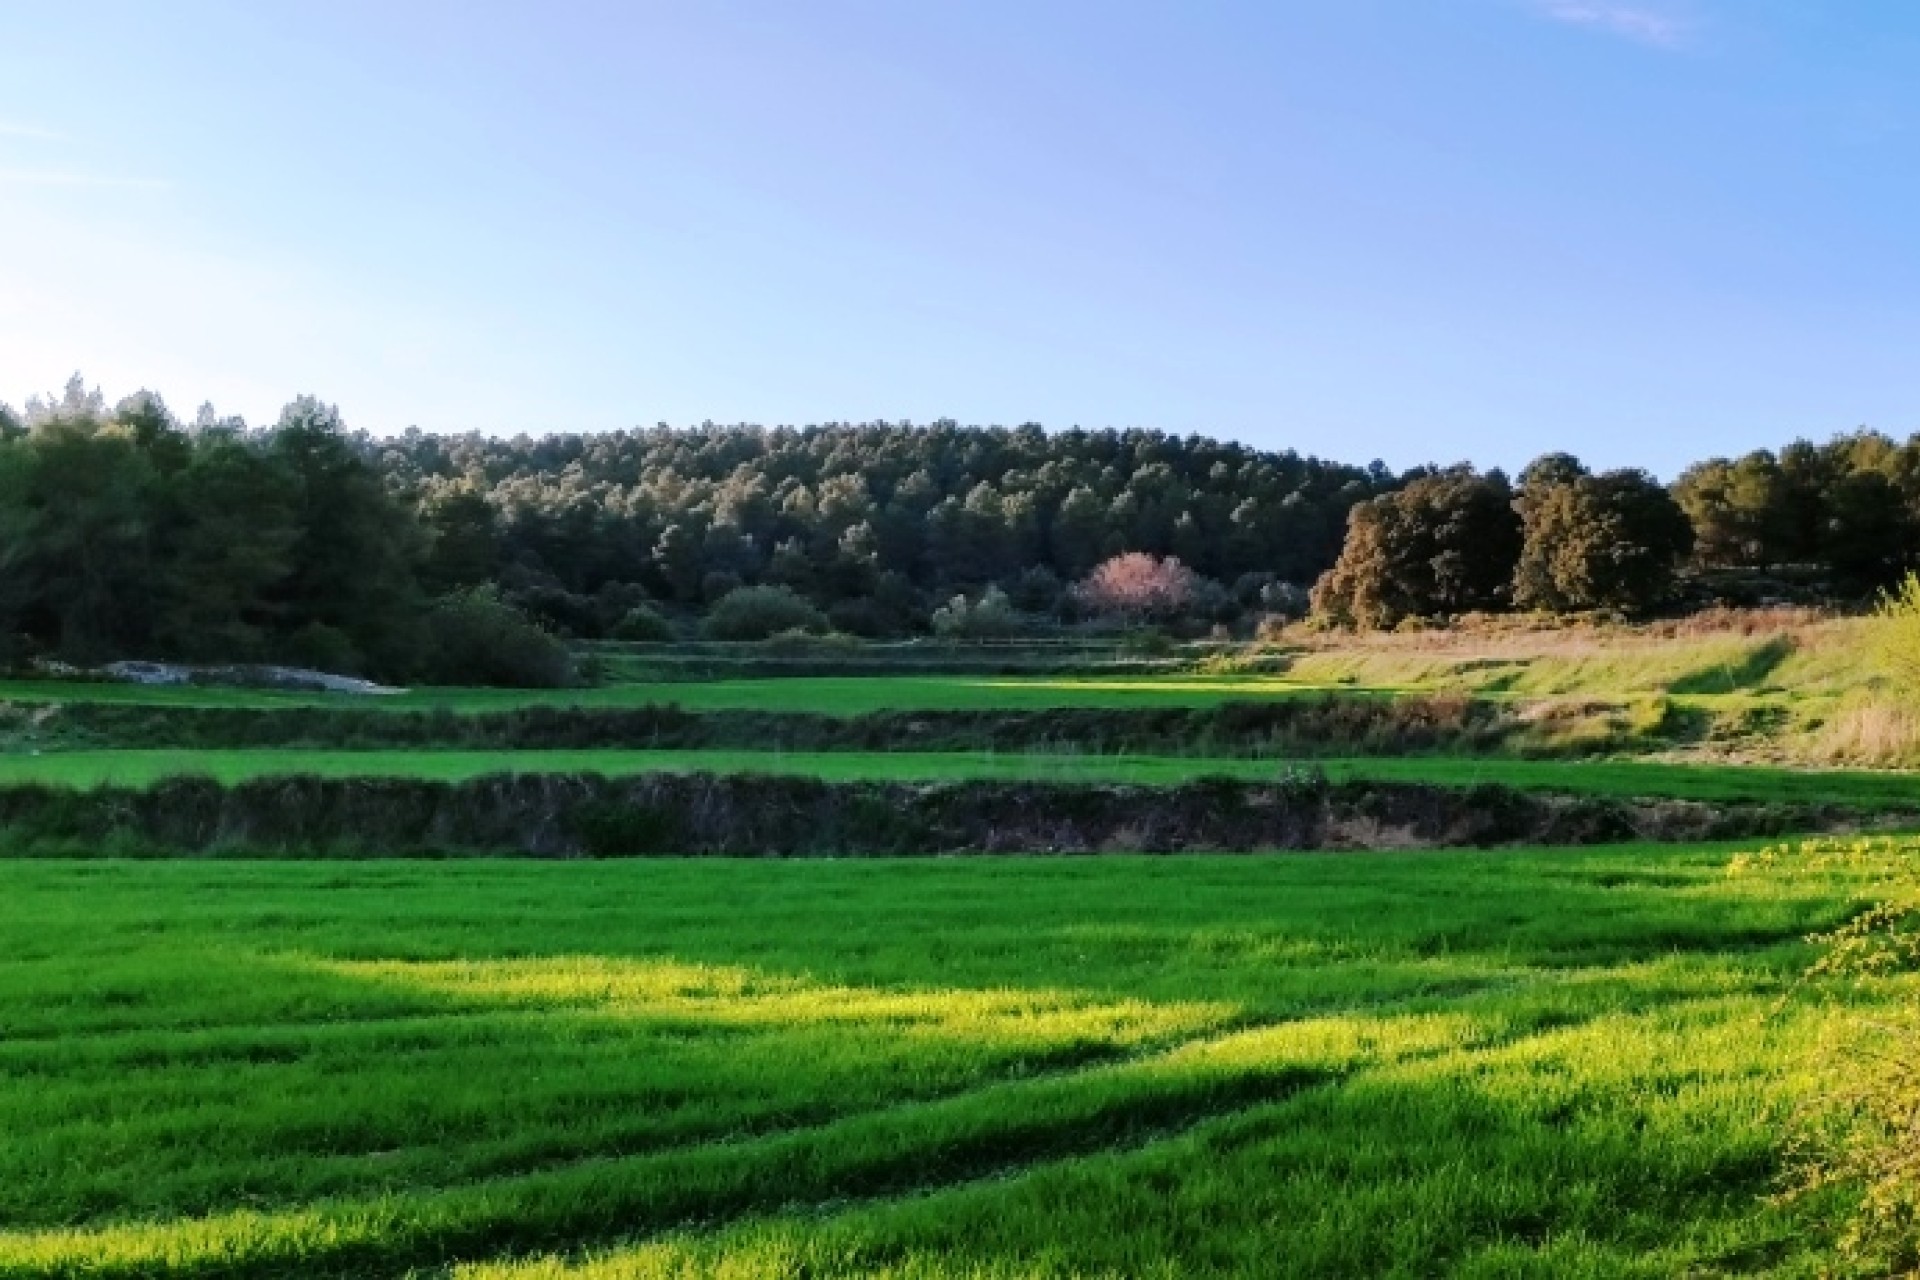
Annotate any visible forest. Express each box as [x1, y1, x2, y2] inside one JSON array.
[[4, 376, 1919, 683]]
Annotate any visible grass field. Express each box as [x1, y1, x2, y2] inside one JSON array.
[[8, 624, 1916, 1272], [0, 674, 1388, 714], [3, 746, 1918, 810], [0, 848, 1891, 1278], [0, 648, 1850, 725], [0, 617, 1875, 715]]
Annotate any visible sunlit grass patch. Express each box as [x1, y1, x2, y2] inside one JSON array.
[[2, 746, 1917, 814], [318, 953, 1235, 1054], [452, 992, 1837, 1280], [0, 847, 1895, 1277]]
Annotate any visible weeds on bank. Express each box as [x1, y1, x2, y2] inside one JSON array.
[[1737, 835, 1920, 1273]]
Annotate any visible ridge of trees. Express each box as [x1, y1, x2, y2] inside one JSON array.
[[0, 379, 565, 683], [2, 376, 1917, 672], [384, 414, 1395, 634]]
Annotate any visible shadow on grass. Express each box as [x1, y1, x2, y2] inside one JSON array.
[[445, 1010, 1822, 1280], [0, 850, 1864, 1277], [1670, 636, 1797, 696]]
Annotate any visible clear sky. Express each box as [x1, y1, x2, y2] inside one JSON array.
[[0, 0, 1914, 476]]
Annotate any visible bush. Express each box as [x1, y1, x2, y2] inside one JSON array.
[[931, 586, 1025, 639], [421, 590, 577, 687], [701, 585, 829, 642], [504, 583, 605, 639], [1743, 837, 1920, 1269], [827, 597, 907, 639], [591, 582, 653, 632], [761, 627, 859, 655], [1872, 572, 1920, 696], [610, 602, 675, 643], [700, 571, 744, 604], [280, 622, 366, 676]]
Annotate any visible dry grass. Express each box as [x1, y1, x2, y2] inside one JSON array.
[[1292, 607, 1842, 659], [1816, 699, 1920, 767]]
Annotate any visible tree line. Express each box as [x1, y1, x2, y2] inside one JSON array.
[[1312, 431, 1920, 630], [0, 380, 570, 684], [1, 376, 1915, 678], [0, 379, 1395, 675], [1310, 456, 1695, 628], [381, 413, 1391, 636]]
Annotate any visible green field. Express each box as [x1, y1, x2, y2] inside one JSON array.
[[8, 625, 1914, 1273], [0, 620, 1871, 721], [0, 848, 1889, 1278], [3, 746, 1918, 810], [0, 674, 1374, 714]]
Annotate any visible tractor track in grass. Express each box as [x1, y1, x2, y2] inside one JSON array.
[[0, 966, 1656, 1280], [0, 847, 1873, 1277], [0, 1019, 1343, 1279]]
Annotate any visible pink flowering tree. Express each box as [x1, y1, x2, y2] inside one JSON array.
[[1073, 552, 1200, 619]]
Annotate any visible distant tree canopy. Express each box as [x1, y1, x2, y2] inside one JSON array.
[[2, 381, 1411, 667], [381, 419, 1394, 621], [10, 375, 1920, 666], [1675, 432, 1920, 594], [0, 378, 559, 684], [0, 382, 425, 670]]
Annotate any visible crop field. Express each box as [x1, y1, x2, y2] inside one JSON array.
[[0, 674, 1365, 714], [0, 672, 1834, 719], [0, 847, 1895, 1278], [3, 746, 1919, 810], [0, 622, 1861, 732], [7, 622, 1917, 1274]]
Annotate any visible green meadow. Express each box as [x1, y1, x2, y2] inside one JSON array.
[[0, 674, 1362, 714], [0, 746, 1916, 810], [0, 847, 1892, 1278], [6, 622, 1916, 1274]]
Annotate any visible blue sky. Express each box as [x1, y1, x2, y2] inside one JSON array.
[[0, 0, 1914, 476]]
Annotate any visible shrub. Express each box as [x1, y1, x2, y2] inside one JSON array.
[[610, 602, 675, 643], [1253, 614, 1291, 642], [504, 583, 605, 639], [700, 570, 744, 604], [421, 589, 577, 687], [827, 597, 906, 639], [701, 585, 829, 642], [1744, 837, 1920, 1269], [931, 586, 1025, 639], [280, 622, 365, 676], [1872, 572, 1920, 696], [591, 581, 653, 633], [761, 627, 859, 655]]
